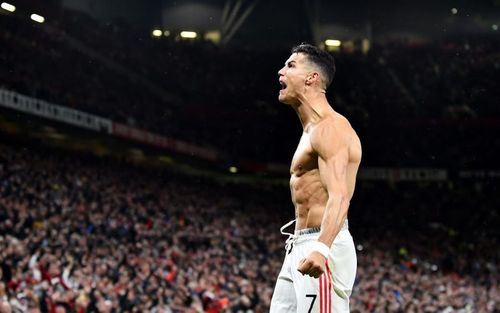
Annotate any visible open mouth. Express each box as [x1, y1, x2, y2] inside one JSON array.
[[279, 81, 287, 91]]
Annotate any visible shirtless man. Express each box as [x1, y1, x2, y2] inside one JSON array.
[[270, 44, 361, 313]]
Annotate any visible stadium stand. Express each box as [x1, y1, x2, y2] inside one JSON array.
[[0, 144, 498, 312], [1, 3, 499, 313]]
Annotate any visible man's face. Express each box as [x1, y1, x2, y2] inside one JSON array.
[[277, 53, 312, 105]]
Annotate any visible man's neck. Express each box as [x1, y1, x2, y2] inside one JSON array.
[[292, 93, 332, 131]]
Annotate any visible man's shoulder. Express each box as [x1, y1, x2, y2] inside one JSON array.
[[313, 113, 354, 139], [309, 115, 347, 154]]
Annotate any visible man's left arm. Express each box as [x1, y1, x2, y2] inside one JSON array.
[[297, 123, 350, 278]]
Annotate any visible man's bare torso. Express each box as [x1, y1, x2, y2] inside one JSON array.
[[290, 112, 361, 230]]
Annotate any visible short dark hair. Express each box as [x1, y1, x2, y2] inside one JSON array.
[[291, 43, 336, 89]]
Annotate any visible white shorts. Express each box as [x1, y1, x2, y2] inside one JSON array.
[[270, 220, 357, 313]]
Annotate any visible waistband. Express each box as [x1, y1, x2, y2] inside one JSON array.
[[280, 219, 349, 237], [295, 219, 349, 236]]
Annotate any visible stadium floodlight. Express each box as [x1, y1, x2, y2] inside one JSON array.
[[1, 2, 15, 12], [325, 39, 341, 47], [30, 13, 45, 23], [229, 166, 238, 173], [180, 31, 197, 39], [152, 29, 162, 37]]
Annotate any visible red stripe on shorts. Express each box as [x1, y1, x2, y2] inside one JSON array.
[[325, 260, 332, 313], [319, 272, 323, 313], [324, 274, 328, 313]]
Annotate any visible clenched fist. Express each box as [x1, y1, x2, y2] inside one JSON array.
[[297, 251, 326, 278]]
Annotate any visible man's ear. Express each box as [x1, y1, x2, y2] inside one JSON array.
[[305, 72, 320, 85]]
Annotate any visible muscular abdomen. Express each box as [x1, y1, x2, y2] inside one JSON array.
[[291, 154, 360, 230], [290, 169, 329, 229]]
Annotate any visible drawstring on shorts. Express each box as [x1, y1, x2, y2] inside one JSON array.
[[280, 219, 296, 253], [280, 219, 297, 253]]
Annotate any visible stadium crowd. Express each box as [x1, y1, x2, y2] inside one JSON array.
[[0, 144, 498, 312]]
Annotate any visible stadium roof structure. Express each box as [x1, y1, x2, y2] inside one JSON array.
[[58, 0, 500, 47]]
